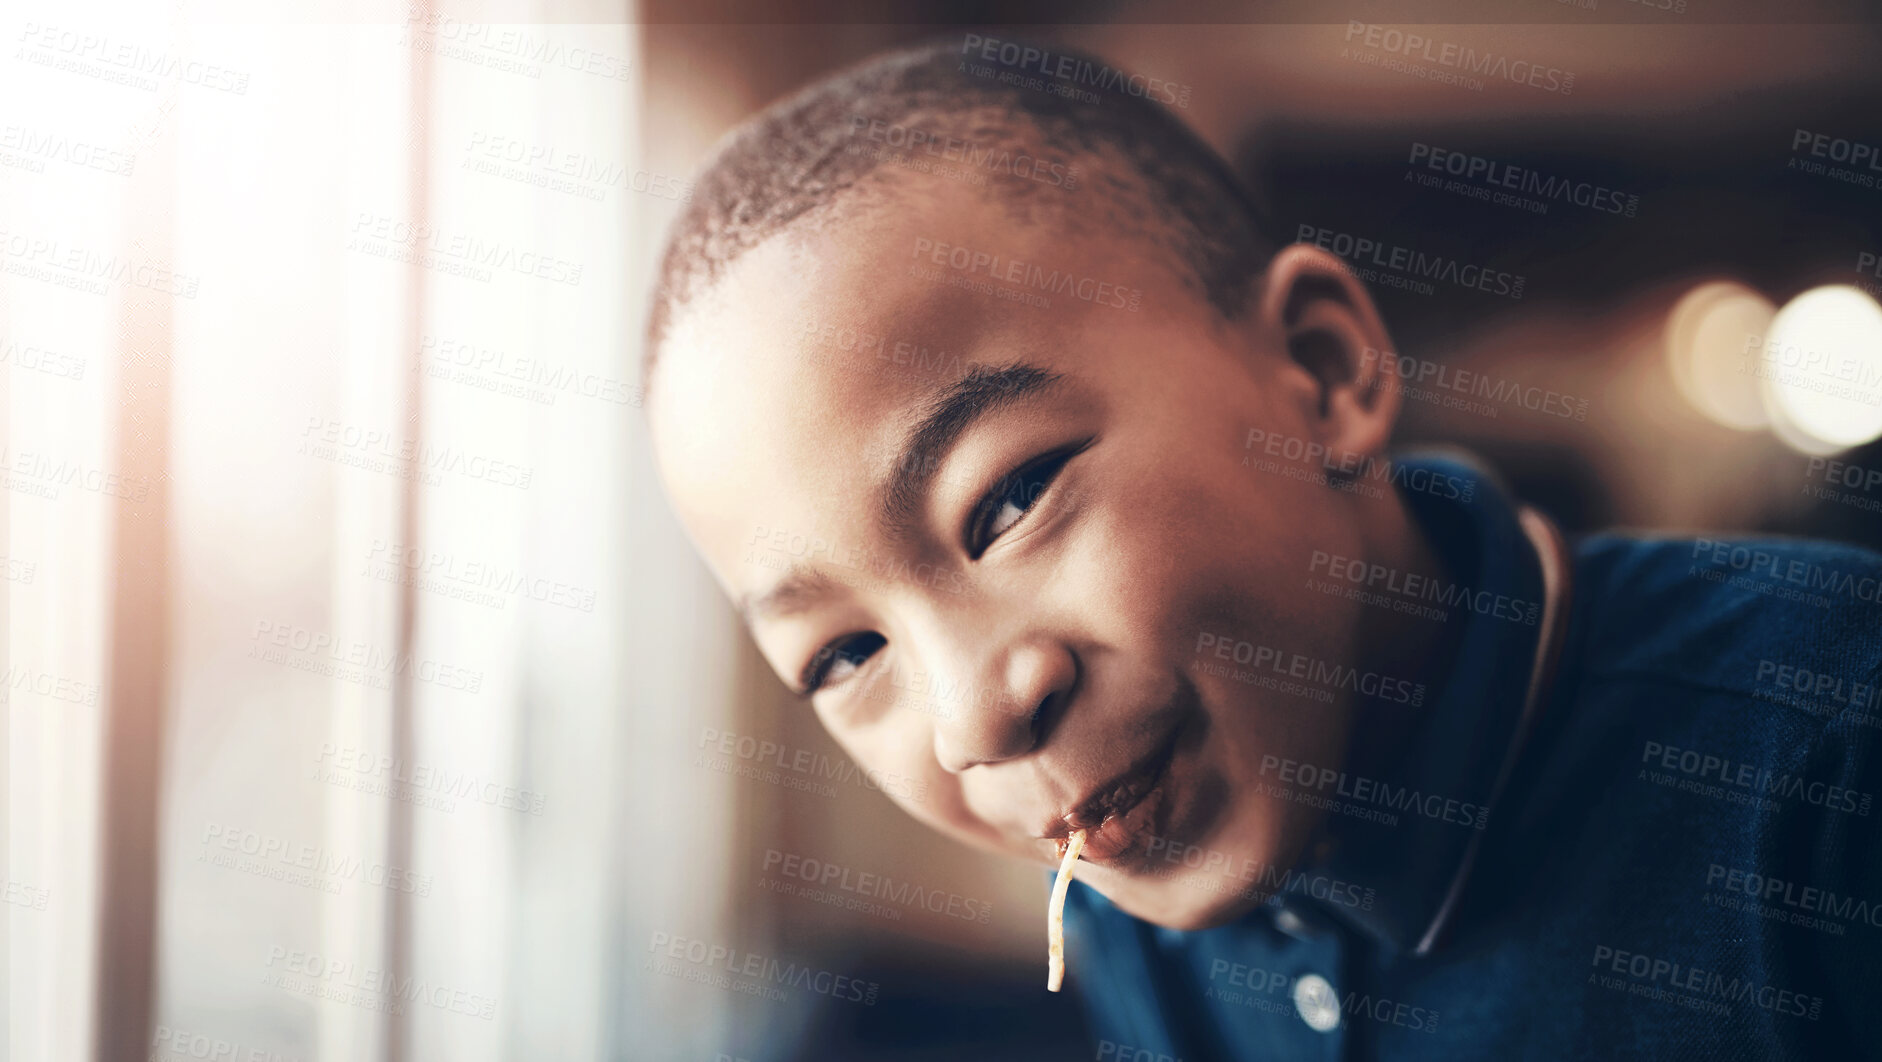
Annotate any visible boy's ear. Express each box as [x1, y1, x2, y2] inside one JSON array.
[[1255, 243, 1401, 464]]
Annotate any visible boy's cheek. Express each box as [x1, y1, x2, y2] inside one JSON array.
[[897, 783, 1031, 863], [815, 715, 979, 840]]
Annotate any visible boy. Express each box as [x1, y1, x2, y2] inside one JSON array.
[[643, 41, 1882, 1060]]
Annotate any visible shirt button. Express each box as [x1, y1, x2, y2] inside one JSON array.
[[1274, 907, 1315, 940], [1292, 973, 1341, 1033]]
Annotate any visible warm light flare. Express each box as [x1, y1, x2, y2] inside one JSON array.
[[1756, 285, 1882, 453], [1664, 280, 1774, 432]]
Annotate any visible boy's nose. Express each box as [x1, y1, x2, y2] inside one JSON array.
[[931, 636, 1075, 774]]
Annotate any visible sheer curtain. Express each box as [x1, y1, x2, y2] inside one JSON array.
[[3, 5, 737, 1061]]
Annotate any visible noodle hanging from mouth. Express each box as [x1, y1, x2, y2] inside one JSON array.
[[1047, 828, 1088, 992]]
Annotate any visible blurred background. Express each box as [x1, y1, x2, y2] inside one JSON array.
[[4, 2, 1881, 1061]]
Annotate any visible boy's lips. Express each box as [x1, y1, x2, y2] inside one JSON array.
[[1038, 728, 1182, 866]]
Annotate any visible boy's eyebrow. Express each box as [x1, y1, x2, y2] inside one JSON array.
[[738, 564, 838, 625], [880, 363, 1066, 540], [739, 363, 1065, 629]]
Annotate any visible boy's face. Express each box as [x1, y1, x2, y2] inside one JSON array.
[[650, 178, 1402, 930]]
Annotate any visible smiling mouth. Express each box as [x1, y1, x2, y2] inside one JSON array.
[[1041, 728, 1182, 867]]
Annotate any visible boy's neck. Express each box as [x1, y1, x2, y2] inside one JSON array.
[[1341, 499, 1466, 782]]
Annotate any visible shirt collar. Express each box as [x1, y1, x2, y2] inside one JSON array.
[[1287, 448, 1567, 957]]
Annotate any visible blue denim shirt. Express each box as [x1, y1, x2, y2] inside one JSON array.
[[1063, 451, 1882, 1061]]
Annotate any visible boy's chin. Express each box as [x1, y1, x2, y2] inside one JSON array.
[[1093, 873, 1263, 932]]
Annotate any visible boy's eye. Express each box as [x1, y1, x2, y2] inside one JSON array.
[[965, 443, 1086, 559], [800, 631, 886, 696]]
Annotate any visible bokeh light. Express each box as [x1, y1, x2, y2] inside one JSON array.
[[1756, 285, 1882, 452], [1665, 280, 1775, 432]]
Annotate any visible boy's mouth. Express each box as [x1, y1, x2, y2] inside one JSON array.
[[1038, 726, 1183, 867]]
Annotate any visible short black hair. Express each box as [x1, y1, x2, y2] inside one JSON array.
[[644, 38, 1279, 391]]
